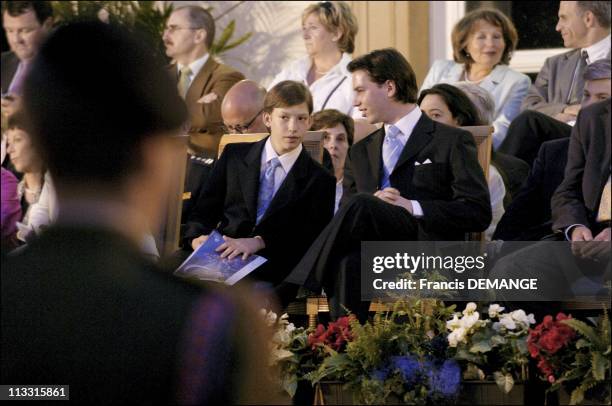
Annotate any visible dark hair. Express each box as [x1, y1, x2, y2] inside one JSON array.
[[174, 5, 215, 49], [2, 1, 53, 25], [418, 83, 480, 126], [347, 48, 418, 103], [22, 21, 187, 187], [576, 1, 611, 29], [584, 58, 612, 81], [6, 109, 28, 130], [451, 8, 518, 66], [264, 80, 313, 114], [311, 109, 354, 146]]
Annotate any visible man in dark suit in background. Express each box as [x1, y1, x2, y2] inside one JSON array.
[[163, 5, 244, 157], [1, 1, 52, 117], [184, 80, 336, 287], [491, 99, 611, 301], [282, 49, 491, 318], [501, 58, 611, 166], [1, 21, 275, 404], [500, 1, 610, 164], [494, 60, 611, 241]]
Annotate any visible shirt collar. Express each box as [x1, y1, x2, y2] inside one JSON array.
[[177, 52, 210, 78], [295, 52, 352, 80], [582, 34, 611, 64], [383, 107, 423, 144], [262, 137, 303, 173]]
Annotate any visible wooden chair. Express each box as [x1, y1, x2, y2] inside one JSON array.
[[156, 134, 189, 256], [217, 133, 268, 158], [460, 126, 493, 243], [301, 126, 494, 327]]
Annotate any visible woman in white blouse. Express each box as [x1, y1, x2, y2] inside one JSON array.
[[269, 1, 374, 138], [421, 8, 531, 149]]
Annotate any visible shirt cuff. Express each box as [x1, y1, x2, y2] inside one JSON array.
[[565, 224, 586, 241], [410, 200, 424, 217]]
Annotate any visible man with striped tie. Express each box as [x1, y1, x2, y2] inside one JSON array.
[[184, 80, 335, 287]]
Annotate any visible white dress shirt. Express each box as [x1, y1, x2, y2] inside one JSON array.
[[382, 107, 425, 217], [176, 53, 209, 89], [260, 137, 303, 196], [268, 53, 361, 119], [334, 179, 343, 214], [582, 34, 611, 64]]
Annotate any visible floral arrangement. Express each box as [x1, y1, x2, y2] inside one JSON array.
[[528, 311, 611, 405], [447, 302, 534, 393], [305, 299, 460, 404]]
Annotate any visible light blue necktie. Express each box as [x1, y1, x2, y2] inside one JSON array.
[[380, 125, 403, 189], [256, 157, 282, 224]]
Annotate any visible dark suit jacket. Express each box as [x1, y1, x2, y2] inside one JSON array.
[[0, 226, 234, 403], [1, 51, 20, 94], [169, 57, 245, 156], [184, 137, 336, 284], [552, 98, 611, 231], [341, 114, 492, 240], [494, 138, 569, 240], [521, 49, 583, 116]]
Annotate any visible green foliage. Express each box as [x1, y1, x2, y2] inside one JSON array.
[[556, 311, 611, 405], [49, 1, 251, 64]]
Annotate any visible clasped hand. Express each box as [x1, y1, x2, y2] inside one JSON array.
[[571, 226, 611, 261], [374, 187, 413, 214]]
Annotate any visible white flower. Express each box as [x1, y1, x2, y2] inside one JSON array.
[[447, 314, 461, 331], [463, 302, 478, 315], [488, 304, 505, 318], [286, 323, 296, 333], [510, 309, 536, 327], [460, 312, 480, 330], [448, 327, 467, 347], [499, 314, 516, 330]]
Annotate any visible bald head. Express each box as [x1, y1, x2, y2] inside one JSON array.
[[221, 80, 268, 133]]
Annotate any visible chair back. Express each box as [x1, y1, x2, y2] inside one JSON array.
[[460, 125, 493, 243]]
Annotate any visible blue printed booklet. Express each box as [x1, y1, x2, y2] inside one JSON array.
[[174, 230, 267, 285]]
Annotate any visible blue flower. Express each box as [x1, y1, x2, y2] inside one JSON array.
[[391, 355, 424, 389], [427, 359, 461, 397], [370, 367, 390, 381]]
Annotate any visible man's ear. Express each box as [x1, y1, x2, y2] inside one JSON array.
[[583, 10, 596, 28], [262, 111, 272, 128], [385, 80, 397, 99], [195, 29, 207, 46]]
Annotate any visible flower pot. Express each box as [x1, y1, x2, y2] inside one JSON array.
[[458, 380, 526, 405], [314, 381, 353, 405]]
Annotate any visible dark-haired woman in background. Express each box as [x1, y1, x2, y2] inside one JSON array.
[[418, 83, 506, 240]]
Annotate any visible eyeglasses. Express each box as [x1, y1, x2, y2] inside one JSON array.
[[163, 25, 204, 34], [222, 109, 264, 134]]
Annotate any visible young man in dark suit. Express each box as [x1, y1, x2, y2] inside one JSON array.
[[184, 80, 336, 286], [1, 21, 276, 404], [282, 48, 491, 318]]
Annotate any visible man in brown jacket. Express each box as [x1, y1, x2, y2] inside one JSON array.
[[163, 5, 244, 157]]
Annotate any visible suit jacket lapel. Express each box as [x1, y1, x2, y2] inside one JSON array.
[[393, 114, 435, 171], [480, 65, 505, 94], [259, 148, 310, 224], [185, 57, 217, 104], [597, 102, 611, 195], [563, 50, 581, 101], [239, 137, 267, 221], [365, 128, 384, 188]]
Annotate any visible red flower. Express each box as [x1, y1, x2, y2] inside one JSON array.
[[528, 312, 577, 381], [307, 316, 355, 352]]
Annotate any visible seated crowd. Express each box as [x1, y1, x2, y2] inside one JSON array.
[[1, 0, 610, 402]]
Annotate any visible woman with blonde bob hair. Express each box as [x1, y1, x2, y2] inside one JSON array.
[[421, 8, 531, 149], [268, 2, 366, 126]]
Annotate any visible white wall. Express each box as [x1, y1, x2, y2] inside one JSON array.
[[171, 1, 313, 87]]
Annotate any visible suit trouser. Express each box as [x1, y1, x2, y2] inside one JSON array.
[[499, 110, 572, 166], [286, 193, 419, 319]]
